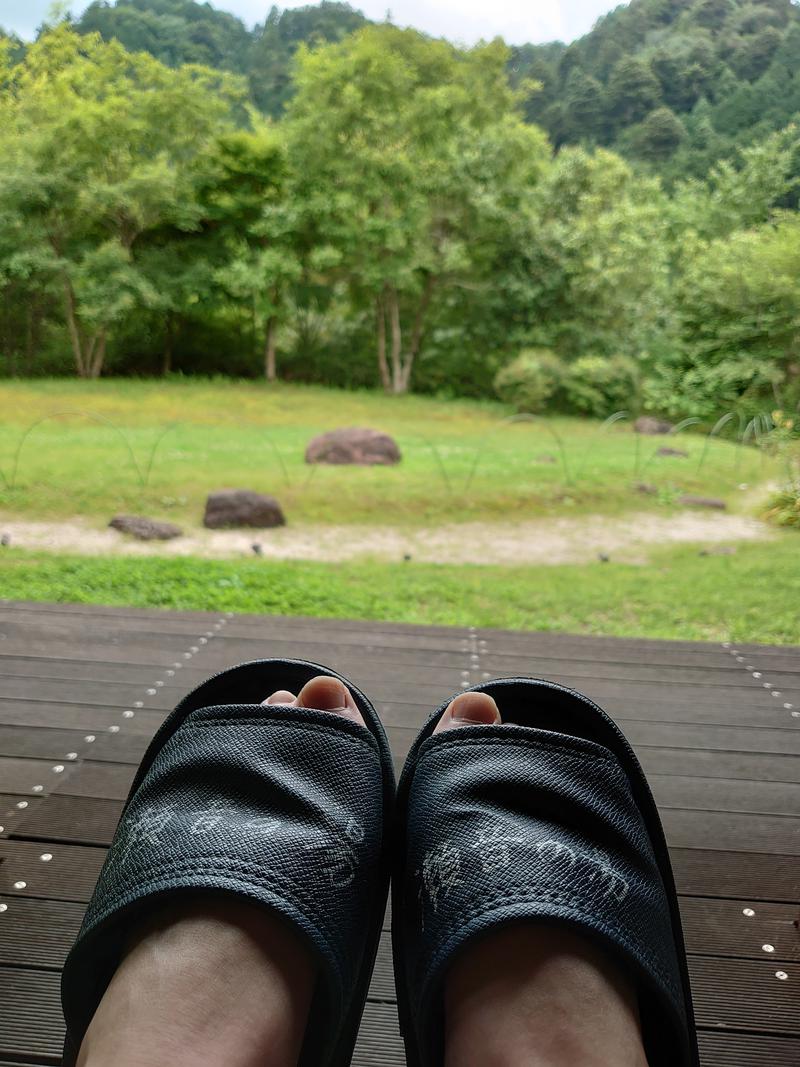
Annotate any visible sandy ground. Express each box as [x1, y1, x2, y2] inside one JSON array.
[[0, 511, 772, 566]]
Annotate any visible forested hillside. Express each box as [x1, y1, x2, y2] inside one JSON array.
[[4, 0, 800, 178], [76, 0, 368, 114], [514, 0, 800, 178]]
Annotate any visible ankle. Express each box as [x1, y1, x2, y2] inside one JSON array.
[[78, 899, 314, 1067], [444, 925, 648, 1067]]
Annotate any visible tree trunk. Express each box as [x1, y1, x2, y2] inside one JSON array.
[[383, 279, 435, 395], [386, 285, 405, 394], [264, 315, 277, 381], [89, 329, 107, 379], [162, 313, 174, 376], [376, 293, 391, 393], [401, 274, 435, 392], [63, 277, 88, 377]]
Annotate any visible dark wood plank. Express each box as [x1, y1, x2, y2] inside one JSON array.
[[661, 809, 800, 855], [0, 895, 85, 969], [0, 725, 91, 760], [0, 840, 106, 901], [0, 966, 63, 1062], [690, 956, 798, 1034], [10, 794, 124, 846], [670, 849, 799, 902], [697, 1033, 800, 1067], [679, 898, 800, 961]]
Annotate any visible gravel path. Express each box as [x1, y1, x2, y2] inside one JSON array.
[[0, 511, 772, 565]]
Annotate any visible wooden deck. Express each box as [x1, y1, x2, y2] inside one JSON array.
[[0, 599, 797, 1065]]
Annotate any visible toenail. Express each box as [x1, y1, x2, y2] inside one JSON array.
[[450, 695, 499, 725], [299, 677, 352, 712]]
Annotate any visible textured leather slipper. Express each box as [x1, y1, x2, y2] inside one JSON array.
[[393, 677, 699, 1067], [61, 658, 395, 1067]]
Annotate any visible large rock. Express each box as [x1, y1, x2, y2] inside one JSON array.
[[635, 416, 673, 435], [203, 489, 286, 529], [305, 427, 401, 466], [109, 515, 182, 541]]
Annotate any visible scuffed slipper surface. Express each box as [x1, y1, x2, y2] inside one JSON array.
[[393, 677, 699, 1067], [61, 659, 394, 1067]]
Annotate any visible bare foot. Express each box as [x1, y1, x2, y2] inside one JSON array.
[[434, 690, 649, 1067], [78, 676, 363, 1067]]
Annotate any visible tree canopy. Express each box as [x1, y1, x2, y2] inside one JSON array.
[[1, 13, 799, 421]]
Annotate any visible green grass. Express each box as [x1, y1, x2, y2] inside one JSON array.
[[2, 538, 798, 644], [0, 378, 779, 527]]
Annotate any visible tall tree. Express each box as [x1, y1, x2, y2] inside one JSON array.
[[285, 25, 549, 393], [0, 23, 243, 377]]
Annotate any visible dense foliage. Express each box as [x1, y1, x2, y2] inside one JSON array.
[[0, 11, 799, 420], [55, 0, 800, 181], [514, 0, 800, 180]]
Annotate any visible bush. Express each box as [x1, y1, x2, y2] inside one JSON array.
[[563, 355, 638, 417], [763, 482, 800, 528], [493, 349, 565, 413]]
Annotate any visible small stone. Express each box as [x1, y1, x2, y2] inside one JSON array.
[[679, 495, 727, 510], [633, 482, 657, 495], [0, 533, 9, 546], [251, 543, 263, 556], [655, 446, 689, 458], [305, 427, 401, 466], [109, 515, 182, 541], [598, 553, 610, 563], [635, 416, 673, 435], [203, 490, 286, 529]]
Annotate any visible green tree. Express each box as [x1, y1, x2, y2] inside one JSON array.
[[522, 146, 671, 362], [285, 25, 549, 394], [0, 24, 243, 377], [651, 213, 800, 417], [629, 106, 686, 160], [606, 56, 662, 130], [202, 126, 302, 380], [248, 2, 368, 116]]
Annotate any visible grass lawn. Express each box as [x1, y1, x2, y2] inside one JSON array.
[[2, 538, 798, 644], [0, 378, 780, 526], [2, 379, 795, 645]]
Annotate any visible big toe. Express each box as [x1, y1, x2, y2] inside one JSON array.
[[433, 691, 501, 734], [295, 674, 366, 727]]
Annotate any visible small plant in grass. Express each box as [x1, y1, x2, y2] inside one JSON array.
[[762, 482, 800, 528], [493, 349, 565, 414], [761, 410, 800, 528]]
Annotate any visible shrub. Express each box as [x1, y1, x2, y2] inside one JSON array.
[[762, 482, 800, 529], [563, 355, 638, 417], [493, 349, 565, 413]]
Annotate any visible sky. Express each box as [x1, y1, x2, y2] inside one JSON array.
[[2, 0, 616, 46]]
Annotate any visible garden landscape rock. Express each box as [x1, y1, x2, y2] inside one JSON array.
[[656, 446, 689, 457], [635, 416, 673, 435], [109, 515, 182, 541], [204, 489, 286, 529], [679, 495, 727, 510], [305, 427, 401, 466]]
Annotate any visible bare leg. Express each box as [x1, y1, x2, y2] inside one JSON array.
[[78, 676, 365, 1067], [434, 693, 649, 1067]]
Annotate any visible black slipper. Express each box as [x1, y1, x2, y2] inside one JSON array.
[[393, 677, 699, 1067], [61, 658, 395, 1067]]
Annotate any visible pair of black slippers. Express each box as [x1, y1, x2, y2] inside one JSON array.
[[61, 659, 699, 1066]]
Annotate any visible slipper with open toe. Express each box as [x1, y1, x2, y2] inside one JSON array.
[[392, 676, 699, 1067], [61, 658, 395, 1067]]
